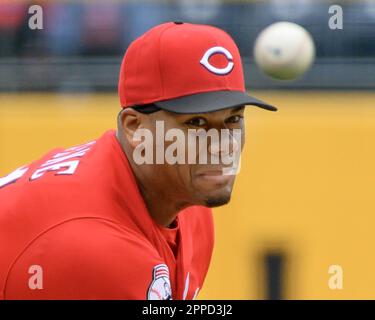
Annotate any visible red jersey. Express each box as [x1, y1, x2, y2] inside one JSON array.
[[0, 130, 214, 300]]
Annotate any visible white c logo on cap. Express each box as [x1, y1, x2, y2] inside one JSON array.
[[200, 46, 234, 75]]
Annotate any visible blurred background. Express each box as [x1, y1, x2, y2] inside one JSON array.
[[1, 0, 375, 299]]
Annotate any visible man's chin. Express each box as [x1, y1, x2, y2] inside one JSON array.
[[203, 194, 231, 208], [191, 174, 235, 208]]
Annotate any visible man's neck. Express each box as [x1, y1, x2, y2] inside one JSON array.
[[116, 130, 190, 228], [138, 185, 189, 228]]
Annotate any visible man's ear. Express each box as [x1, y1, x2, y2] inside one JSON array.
[[119, 108, 144, 149]]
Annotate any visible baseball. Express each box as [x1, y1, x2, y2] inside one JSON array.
[[253, 21, 316, 80]]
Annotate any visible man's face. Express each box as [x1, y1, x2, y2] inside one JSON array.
[[135, 106, 245, 208]]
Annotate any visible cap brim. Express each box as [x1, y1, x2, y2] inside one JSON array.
[[153, 90, 277, 114]]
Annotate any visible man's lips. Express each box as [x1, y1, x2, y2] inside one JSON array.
[[196, 169, 233, 184], [197, 170, 223, 176]]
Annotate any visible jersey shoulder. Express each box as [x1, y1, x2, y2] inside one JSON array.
[[4, 218, 165, 299]]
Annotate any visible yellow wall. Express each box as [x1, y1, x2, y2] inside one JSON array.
[[1, 92, 375, 299]]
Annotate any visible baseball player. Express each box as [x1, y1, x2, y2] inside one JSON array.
[[0, 22, 276, 300]]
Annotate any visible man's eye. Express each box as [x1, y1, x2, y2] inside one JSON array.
[[225, 115, 243, 124], [185, 117, 207, 127]]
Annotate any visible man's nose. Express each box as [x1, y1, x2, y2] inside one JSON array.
[[208, 131, 240, 157]]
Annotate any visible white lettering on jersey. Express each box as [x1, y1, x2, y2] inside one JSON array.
[[0, 166, 29, 188], [30, 160, 80, 180], [28, 140, 96, 181], [52, 141, 96, 158], [42, 148, 91, 166], [0, 141, 96, 187]]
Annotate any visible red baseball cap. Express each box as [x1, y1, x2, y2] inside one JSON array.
[[118, 22, 277, 113]]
